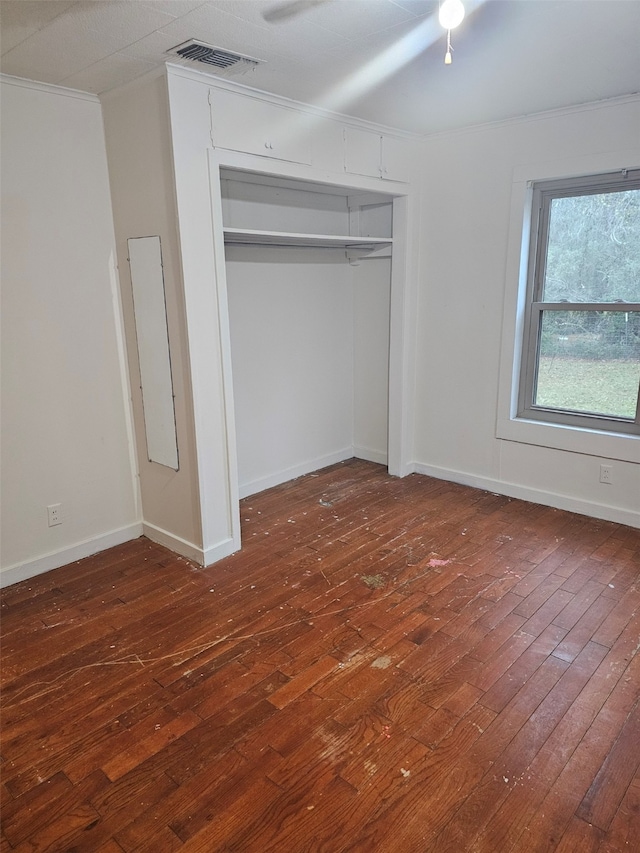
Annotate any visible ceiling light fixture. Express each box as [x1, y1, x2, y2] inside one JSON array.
[[439, 0, 465, 64]]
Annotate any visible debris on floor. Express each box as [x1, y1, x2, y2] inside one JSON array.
[[360, 574, 385, 589]]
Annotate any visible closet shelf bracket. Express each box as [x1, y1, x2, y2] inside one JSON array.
[[346, 243, 392, 265]]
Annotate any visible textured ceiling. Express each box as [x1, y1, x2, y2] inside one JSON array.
[[1, 0, 639, 135]]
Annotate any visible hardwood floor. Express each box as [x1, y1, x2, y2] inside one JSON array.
[[1, 459, 639, 852]]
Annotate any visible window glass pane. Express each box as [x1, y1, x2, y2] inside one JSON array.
[[543, 189, 640, 303], [535, 310, 640, 418]]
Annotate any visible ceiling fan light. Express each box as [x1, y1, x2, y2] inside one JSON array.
[[439, 0, 465, 30]]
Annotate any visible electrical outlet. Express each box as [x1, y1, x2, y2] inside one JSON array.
[[47, 503, 62, 526], [599, 464, 613, 485]]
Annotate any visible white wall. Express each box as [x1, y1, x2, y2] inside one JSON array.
[[0, 77, 140, 585], [414, 96, 640, 527], [353, 259, 391, 464]]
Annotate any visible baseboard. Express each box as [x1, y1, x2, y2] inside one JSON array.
[[202, 536, 240, 567], [353, 445, 388, 466], [238, 447, 354, 499], [142, 522, 239, 568], [142, 522, 204, 565], [0, 522, 143, 588], [411, 462, 640, 529]]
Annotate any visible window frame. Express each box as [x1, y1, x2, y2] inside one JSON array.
[[517, 169, 640, 436]]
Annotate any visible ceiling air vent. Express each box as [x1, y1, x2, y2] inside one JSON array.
[[168, 40, 262, 71]]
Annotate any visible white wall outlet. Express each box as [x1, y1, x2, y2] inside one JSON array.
[[47, 503, 62, 526], [599, 464, 613, 485]]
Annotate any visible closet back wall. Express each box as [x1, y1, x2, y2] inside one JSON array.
[[226, 246, 354, 498]]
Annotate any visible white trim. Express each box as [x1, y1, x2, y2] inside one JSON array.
[[497, 419, 640, 464], [411, 463, 640, 530], [203, 148, 413, 539], [496, 148, 640, 465], [238, 448, 354, 499], [387, 193, 418, 477], [166, 73, 242, 567], [0, 523, 143, 588], [206, 150, 241, 551], [129, 522, 238, 568], [142, 521, 204, 565], [354, 446, 388, 466], [512, 152, 640, 186], [210, 146, 413, 197], [0, 73, 99, 102], [202, 537, 240, 567]]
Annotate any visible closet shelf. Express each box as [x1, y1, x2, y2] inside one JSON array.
[[223, 227, 392, 250]]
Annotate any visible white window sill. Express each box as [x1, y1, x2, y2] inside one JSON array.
[[496, 415, 640, 464]]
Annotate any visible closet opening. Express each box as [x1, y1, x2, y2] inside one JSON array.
[[211, 164, 407, 551]]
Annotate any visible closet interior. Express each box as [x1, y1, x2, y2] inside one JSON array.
[[219, 168, 397, 498]]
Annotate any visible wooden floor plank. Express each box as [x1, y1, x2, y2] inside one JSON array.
[[1, 460, 638, 852], [554, 816, 604, 853], [576, 697, 640, 830], [597, 775, 640, 853]]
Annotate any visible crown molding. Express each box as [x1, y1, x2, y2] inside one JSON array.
[[421, 93, 640, 142], [0, 73, 99, 103]]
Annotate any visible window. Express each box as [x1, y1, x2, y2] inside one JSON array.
[[518, 170, 640, 435]]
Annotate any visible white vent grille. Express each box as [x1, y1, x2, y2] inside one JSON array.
[[168, 40, 262, 71]]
